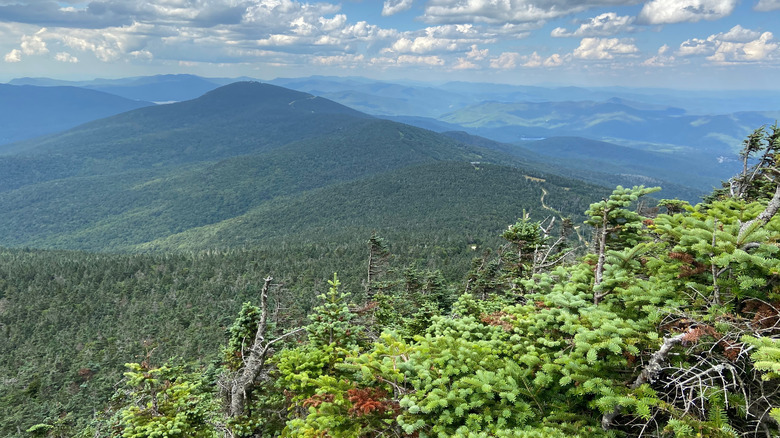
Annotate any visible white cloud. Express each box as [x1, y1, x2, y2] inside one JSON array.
[[642, 44, 675, 66], [4, 48, 21, 62], [677, 37, 716, 56], [21, 28, 48, 55], [490, 51, 521, 69], [676, 25, 779, 63], [718, 24, 761, 42], [573, 37, 638, 59], [396, 54, 444, 65], [312, 53, 365, 65], [243, 1, 341, 27], [45, 23, 153, 62], [369, 54, 445, 66], [319, 14, 347, 32], [518, 51, 567, 67], [494, 22, 540, 38], [388, 35, 456, 53], [543, 53, 565, 66], [452, 57, 478, 69], [638, 0, 737, 24], [551, 12, 634, 37], [708, 31, 778, 63], [382, 0, 414, 16], [256, 34, 300, 46], [129, 49, 153, 60], [383, 24, 492, 55], [465, 44, 488, 60], [522, 51, 543, 67], [755, 0, 780, 11], [489, 50, 567, 68], [54, 51, 78, 62], [421, 0, 643, 25]]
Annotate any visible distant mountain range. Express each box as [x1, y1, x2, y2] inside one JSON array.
[[0, 84, 152, 148], [271, 75, 780, 115], [437, 99, 778, 156], [8, 74, 236, 102]]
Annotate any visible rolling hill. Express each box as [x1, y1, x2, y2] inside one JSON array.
[[0, 81, 606, 253]]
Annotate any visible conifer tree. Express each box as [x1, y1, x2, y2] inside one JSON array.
[[585, 185, 659, 303]]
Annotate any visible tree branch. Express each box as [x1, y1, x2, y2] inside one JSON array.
[[602, 327, 695, 430], [739, 183, 780, 237], [228, 276, 298, 417]]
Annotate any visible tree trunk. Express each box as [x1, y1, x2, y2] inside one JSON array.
[[229, 276, 273, 417], [593, 208, 609, 305]]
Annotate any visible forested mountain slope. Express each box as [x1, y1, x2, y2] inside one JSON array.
[[0, 81, 601, 252], [3, 127, 779, 438], [0, 82, 615, 436], [444, 131, 709, 201]]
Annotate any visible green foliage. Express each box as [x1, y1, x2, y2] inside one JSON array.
[[585, 185, 660, 250], [223, 302, 262, 371], [110, 362, 217, 438], [5, 114, 780, 438], [306, 274, 361, 349], [744, 336, 780, 381]]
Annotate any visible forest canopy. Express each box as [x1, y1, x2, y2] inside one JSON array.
[[2, 125, 780, 437]]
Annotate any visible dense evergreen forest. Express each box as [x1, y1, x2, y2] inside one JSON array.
[[1, 124, 779, 437]]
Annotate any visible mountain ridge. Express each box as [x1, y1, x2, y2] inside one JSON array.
[[0, 81, 603, 252]]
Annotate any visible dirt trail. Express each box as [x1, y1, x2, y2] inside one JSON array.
[[539, 185, 587, 245]]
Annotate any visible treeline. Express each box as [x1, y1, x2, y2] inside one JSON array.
[[0, 223, 513, 436]]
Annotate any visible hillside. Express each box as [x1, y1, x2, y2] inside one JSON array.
[[2, 78, 778, 437], [0, 84, 152, 148], [0, 81, 601, 252], [520, 136, 727, 192], [443, 131, 708, 201], [0, 82, 372, 192], [138, 161, 604, 252]]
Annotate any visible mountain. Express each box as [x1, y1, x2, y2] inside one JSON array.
[[1, 82, 372, 190], [270, 76, 780, 116], [439, 100, 779, 156], [9, 74, 232, 102], [267, 77, 775, 184], [0, 84, 152, 149], [442, 131, 711, 201], [0, 81, 604, 252], [519, 136, 728, 192]]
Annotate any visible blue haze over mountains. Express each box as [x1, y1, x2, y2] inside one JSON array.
[[0, 74, 778, 223]]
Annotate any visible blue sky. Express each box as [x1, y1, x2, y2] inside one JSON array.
[[1, 0, 778, 89]]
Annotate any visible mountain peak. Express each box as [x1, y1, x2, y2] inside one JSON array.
[[199, 81, 309, 103], [190, 81, 370, 118]]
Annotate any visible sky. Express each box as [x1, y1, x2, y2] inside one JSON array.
[[0, 0, 779, 89]]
